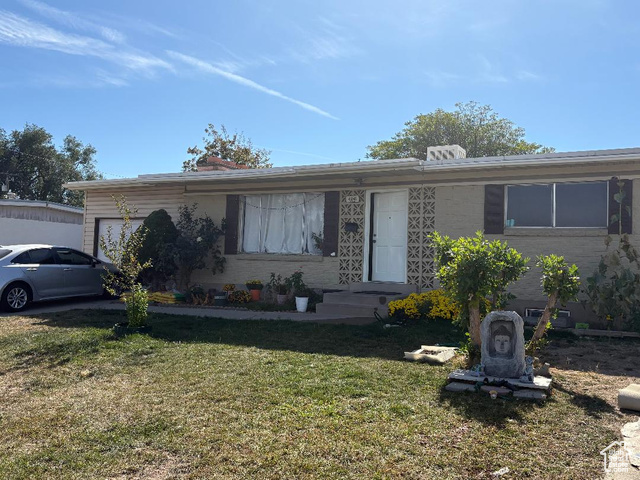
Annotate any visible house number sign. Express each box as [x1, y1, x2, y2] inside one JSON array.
[[345, 195, 360, 204]]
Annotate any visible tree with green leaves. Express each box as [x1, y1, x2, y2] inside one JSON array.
[[171, 204, 226, 289], [530, 255, 581, 346], [99, 196, 151, 328], [0, 124, 102, 206], [183, 124, 272, 172], [367, 101, 554, 160], [430, 231, 529, 348]]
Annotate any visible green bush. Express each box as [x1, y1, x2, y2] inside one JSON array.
[[125, 284, 149, 328], [139, 209, 178, 289], [430, 231, 528, 347]]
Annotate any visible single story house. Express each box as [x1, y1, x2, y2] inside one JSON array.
[[66, 146, 640, 326], [0, 199, 84, 249]]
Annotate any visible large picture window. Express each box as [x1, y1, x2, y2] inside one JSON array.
[[506, 181, 608, 228], [240, 193, 325, 254]]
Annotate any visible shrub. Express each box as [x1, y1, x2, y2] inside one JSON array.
[[585, 234, 640, 332], [223, 284, 236, 293], [125, 284, 149, 328], [388, 289, 460, 323], [139, 209, 178, 289], [529, 255, 580, 345], [430, 231, 529, 347], [172, 204, 226, 289]]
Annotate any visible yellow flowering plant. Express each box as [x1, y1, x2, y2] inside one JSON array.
[[387, 289, 460, 323]]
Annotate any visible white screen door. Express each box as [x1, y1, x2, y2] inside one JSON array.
[[371, 191, 408, 282]]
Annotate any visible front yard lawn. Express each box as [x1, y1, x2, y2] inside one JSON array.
[[0, 311, 636, 479]]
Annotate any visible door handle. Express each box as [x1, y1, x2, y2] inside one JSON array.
[[63, 268, 72, 272], [26, 267, 37, 271]]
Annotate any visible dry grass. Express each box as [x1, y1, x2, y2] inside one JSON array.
[[0, 310, 637, 479]]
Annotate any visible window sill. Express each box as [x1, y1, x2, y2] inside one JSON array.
[[504, 227, 608, 237], [234, 253, 325, 262]]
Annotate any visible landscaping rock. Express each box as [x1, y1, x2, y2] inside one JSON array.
[[481, 311, 526, 379], [445, 382, 477, 393], [619, 384, 640, 412], [622, 418, 640, 468]]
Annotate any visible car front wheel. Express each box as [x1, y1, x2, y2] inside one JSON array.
[[1, 284, 31, 312]]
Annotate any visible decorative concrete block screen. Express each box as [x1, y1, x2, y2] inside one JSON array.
[[337, 186, 436, 289], [338, 190, 366, 284], [407, 186, 436, 289]]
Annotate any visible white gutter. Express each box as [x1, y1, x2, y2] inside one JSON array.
[[0, 199, 84, 214], [65, 158, 422, 190], [415, 149, 640, 172]]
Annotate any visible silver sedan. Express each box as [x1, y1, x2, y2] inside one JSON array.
[[0, 244, 116, 312]]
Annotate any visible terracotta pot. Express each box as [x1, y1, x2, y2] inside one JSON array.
[[250, 289, 261, 301]]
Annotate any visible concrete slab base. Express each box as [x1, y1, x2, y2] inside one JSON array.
[[448, 369, 552, 391], [404, 345, 457, 364], [480, 385, 512, 396], [619, 384, 640, 412], [445, 382, 477, 393], [513, 389, 548, 400]]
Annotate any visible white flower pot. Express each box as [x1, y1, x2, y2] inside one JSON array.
[[295, 296, 309, 313]]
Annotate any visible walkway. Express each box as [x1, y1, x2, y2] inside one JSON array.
[[2, 298, 376, 325]]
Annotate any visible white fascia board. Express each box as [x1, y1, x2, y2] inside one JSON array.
[[414, 150, 640, 172], [65, 158, 422, 190]]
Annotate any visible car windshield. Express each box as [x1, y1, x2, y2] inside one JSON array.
[[0, 249, 12, 260]]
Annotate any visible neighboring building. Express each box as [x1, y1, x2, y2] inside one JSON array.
[[0, 199, 84, 249], [66, 147, 640, 326]]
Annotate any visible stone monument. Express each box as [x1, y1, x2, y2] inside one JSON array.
[[481, 311, 526, 379]]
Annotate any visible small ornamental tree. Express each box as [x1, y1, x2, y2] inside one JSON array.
[[173, 204, 226, 289], [99, 196, 151, 327], [530, 255, 581, 345], [430, 231, 529, 347]]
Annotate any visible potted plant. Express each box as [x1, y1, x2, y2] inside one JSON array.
[[294, 287, 311, 313], [245, 279, 264, 301], [276, 283, 289, 305], [213, 288, 227, 306], [223, 284, 236, 298]]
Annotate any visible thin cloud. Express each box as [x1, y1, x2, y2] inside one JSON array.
[[0, 11, 171, 74], [20, 0, 126, 43], [167, 50, 338, 120]]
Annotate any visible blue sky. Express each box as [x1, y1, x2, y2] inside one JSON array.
[[0, 0, 638, 178]]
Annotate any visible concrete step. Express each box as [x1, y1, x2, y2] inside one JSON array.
[[315, 302, 383, 318], [323, 291, 405, 307], [348, 282, 418, 296]]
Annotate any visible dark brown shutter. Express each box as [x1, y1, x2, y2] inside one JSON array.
[[484, 185, 505, 234], [323, 191, 340, 257], [224, 195, 240, 254], [608, 178, 633, 235]]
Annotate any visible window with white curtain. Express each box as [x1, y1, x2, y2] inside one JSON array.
[[240, 193, 325, 254]]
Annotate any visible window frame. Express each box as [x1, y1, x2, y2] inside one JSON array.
[[238, 192, 326, 255], [505, 181, 609, 229]]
